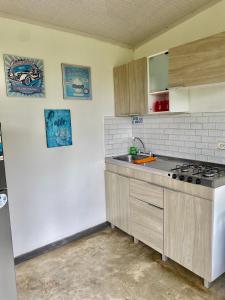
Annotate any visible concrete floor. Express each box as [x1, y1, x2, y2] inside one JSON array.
[[16, 227, 225, 300]]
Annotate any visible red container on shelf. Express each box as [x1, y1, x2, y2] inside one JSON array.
[[165, 99, 169, 111], [153, 100, 162, 112], [161, 99, 169, 111]]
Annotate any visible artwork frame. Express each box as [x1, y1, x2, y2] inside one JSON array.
[[44, 109, 72, 148], [4, 54, 45, 97], [61, 63, 92, 100]]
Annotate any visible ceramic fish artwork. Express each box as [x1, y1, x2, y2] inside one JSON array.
[[44, 109, 72, 148]]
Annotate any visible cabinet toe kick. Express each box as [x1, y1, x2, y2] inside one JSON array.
[[204, 279, 212, 289]]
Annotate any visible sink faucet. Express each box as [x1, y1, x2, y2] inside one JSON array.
[[132, 137, 150, 155]]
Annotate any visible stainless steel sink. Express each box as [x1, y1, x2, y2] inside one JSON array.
[[113, 154, 152, 162]]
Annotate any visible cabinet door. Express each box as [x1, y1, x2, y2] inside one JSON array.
[[169, 31, 225, 87], [113, 64, 130, 116], [105, 171, 130, 234], [128, 57, 148, 115], [149, 52, 168, 92], [164, 189, 212, 280]]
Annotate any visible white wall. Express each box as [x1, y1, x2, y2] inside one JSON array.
[[134, 0, 225, 59], [0, 17, 133, 256]]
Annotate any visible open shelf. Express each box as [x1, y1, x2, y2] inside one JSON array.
[[147, 111, 188, 115], [149, 90, 169, 95], [148, 92, 169, 113], [147, 51, 190, 115]]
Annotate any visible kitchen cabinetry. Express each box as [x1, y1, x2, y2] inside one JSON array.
[[113, 64, 130, 116], [164, 189, 212, 281], [128, 57, 148, 115], [113, 57, 148, 116], [130, 178, 164, 253], [105, 171, 130, 234], [130, 198, 163, 253], [105, 160, 225, 287], [169, 31, 225, 88], [149, 52, 168, 93], [148, 51, 189, 114], [130, 178, 163, 208]]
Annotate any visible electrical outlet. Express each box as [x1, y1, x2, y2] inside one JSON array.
[[217, 142, 225, 150]]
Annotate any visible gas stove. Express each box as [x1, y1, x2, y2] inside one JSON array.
[[168, 161, 225, 188]]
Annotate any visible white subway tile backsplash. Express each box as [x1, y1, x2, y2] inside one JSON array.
[[201, 149, 215, 156], [104, 117, 132, 157], [196, 129, 208, 136], [191, 123, 202, 129], [216, 123, 225, 130], [104, 112, 225, 164], [203, 123, 216, 129]]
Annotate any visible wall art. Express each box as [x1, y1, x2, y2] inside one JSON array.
[[44, 109, 72, 148], [4, 54, 45, 97], [62, 63, 92, 100]]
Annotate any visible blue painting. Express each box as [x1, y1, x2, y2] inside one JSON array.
[[44, 109, 72, 148], [4, 54, 45, 97], [62, 63, 92, 100], [0, 143, 3, 157]]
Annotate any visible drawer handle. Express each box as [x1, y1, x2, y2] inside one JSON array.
[[147, 202, 163, 210], [132, 197, 163, 209]]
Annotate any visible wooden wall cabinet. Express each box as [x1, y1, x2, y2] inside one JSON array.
[[149, 52, 169, 93], [113, 64, 130, 116], [169, 31, 225, 88], [105, 171, 130, 234], [128, 57, 148, 115], [164, 189, 212, 281], [113, 57, 148, 116]]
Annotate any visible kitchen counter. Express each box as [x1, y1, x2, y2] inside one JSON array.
[[105, 155, 225, 287], [105, 155, 215, 201]]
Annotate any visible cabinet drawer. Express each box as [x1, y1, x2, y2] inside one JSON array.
[[130, 178, 163, 208], [130, 197, 163, 253]]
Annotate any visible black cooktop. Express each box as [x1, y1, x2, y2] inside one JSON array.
[[168, 160, 225, 188]]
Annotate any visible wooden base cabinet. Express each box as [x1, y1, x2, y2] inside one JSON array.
[[105, 162, 225, 287], [105, 171, 130, 234], [129, 178, 164, 254], [130, 197, 163, 253], [164, 189, 212, 281]]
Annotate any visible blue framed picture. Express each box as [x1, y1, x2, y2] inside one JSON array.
[[62, 63, 92, 100], [44, 109, 72, 148], [4, 54, 45, 97]]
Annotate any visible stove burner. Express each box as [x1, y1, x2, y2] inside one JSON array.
[[181, 164, 190, 172], [169, 160, 225, 187], [171, 163, 194, 172], [202, 167, 221, 178], [203, 172, 215, 177]]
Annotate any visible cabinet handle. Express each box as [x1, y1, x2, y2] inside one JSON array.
[[133, 197, 163, 210], [147, 202, 163, 210]]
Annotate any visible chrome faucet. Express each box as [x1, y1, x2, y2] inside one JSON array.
[[132, 137, 145, 153], [132, 137, 152, 156]]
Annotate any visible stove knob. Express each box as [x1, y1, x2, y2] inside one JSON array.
[[187, 177, 193, 183], [196, 178, 201, 184], [172, 174, 177, 179], [179, 175, 185, 181]]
